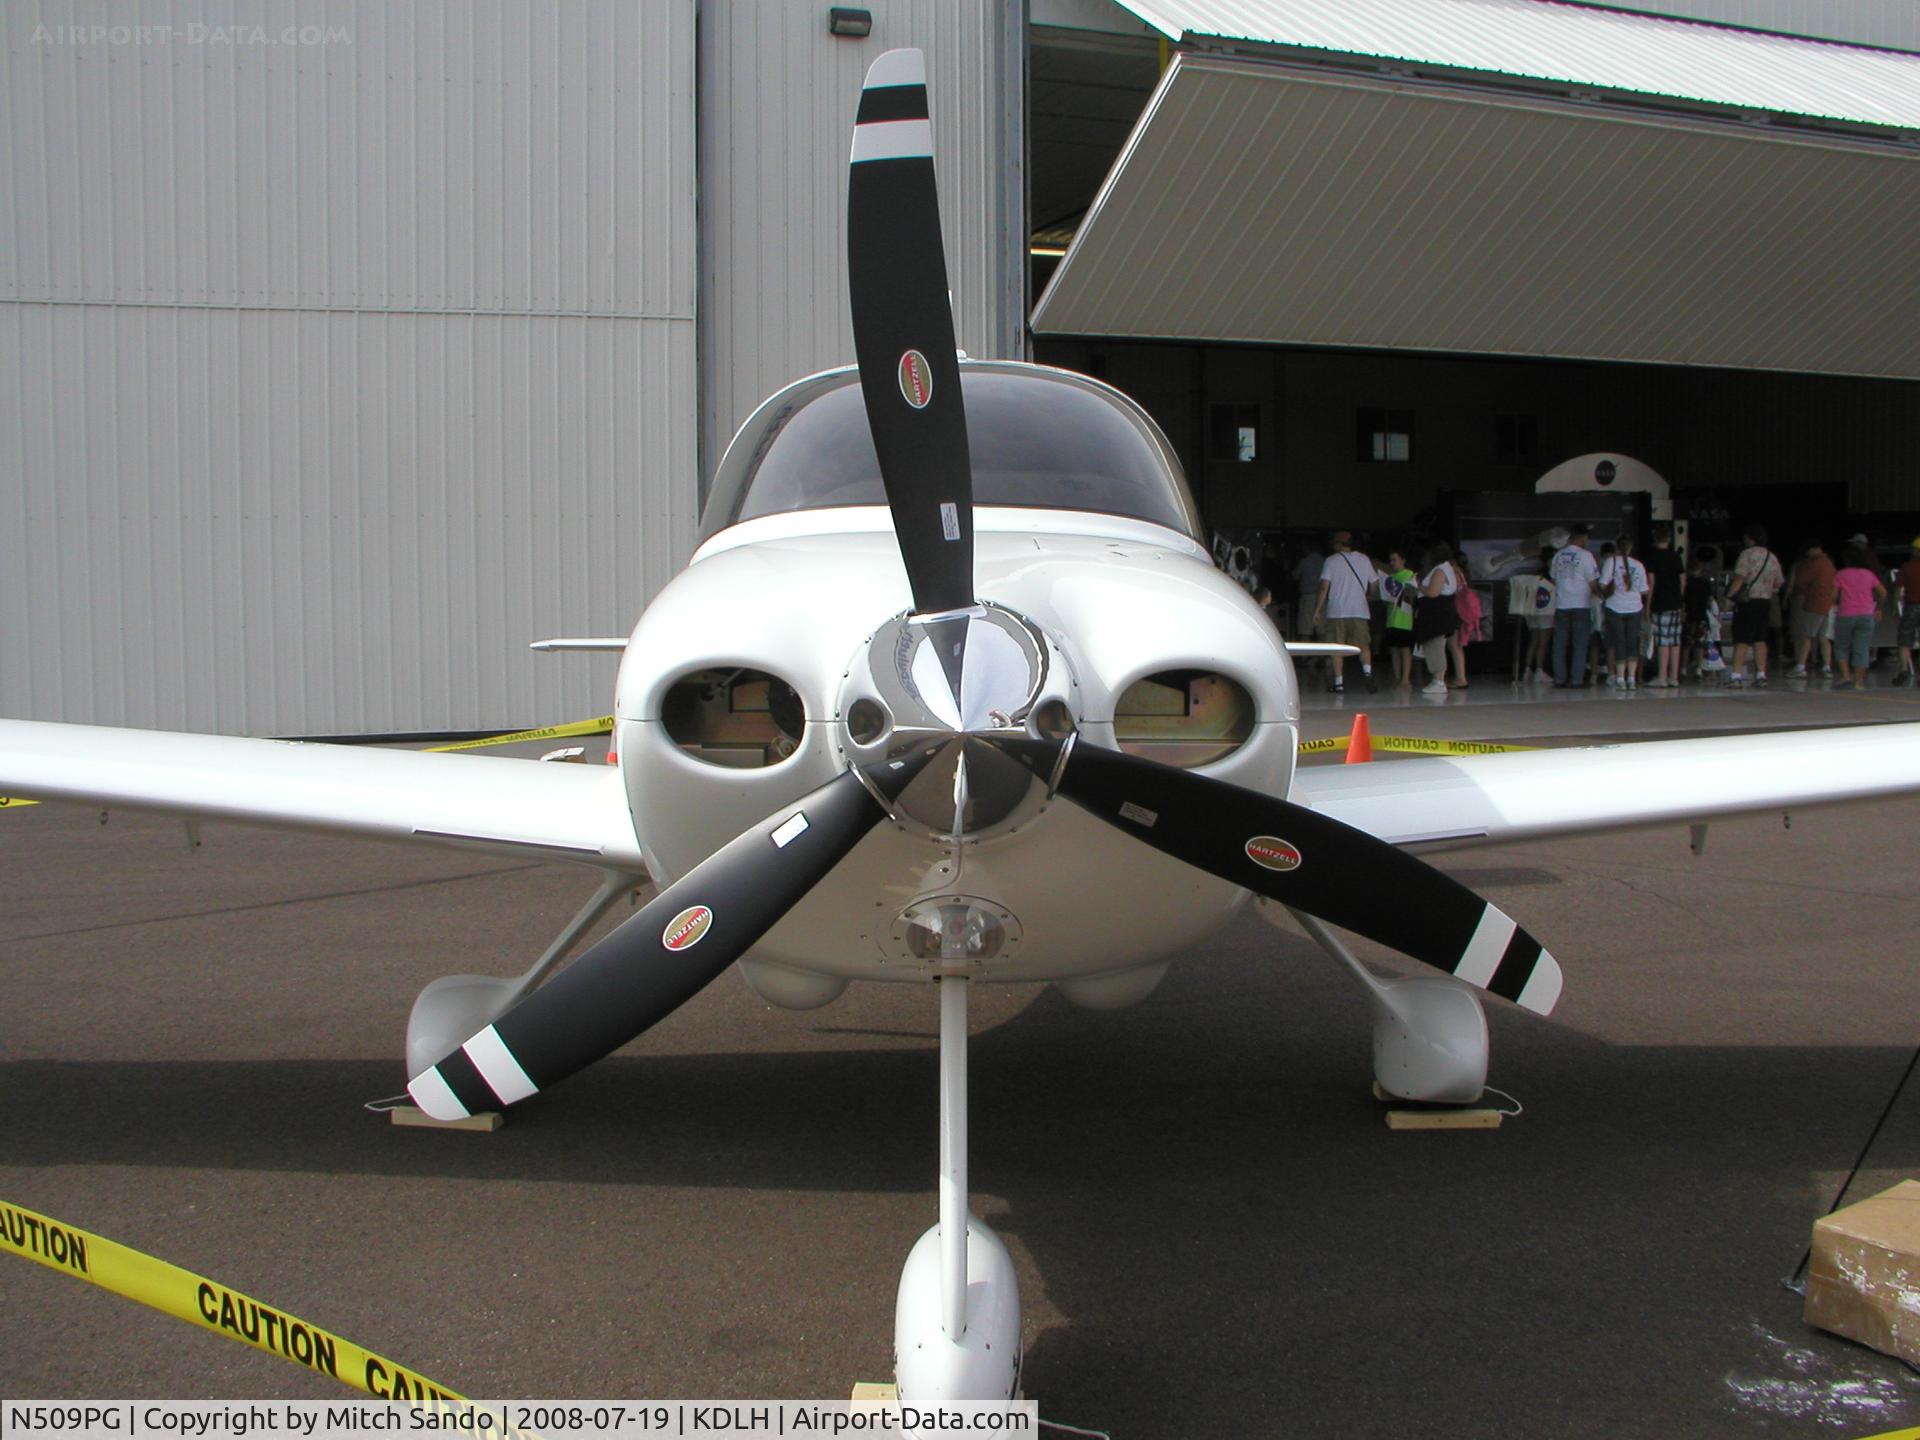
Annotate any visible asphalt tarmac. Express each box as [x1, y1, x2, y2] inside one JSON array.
[[4, 685, 1920, 1438]]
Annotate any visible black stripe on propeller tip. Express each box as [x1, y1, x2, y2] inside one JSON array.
[[847, 47, 974, 620], [991, 737, 1563, 1015], [406, 752, 935, 1120]]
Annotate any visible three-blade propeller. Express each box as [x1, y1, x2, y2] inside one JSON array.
[[407, 46, 1561, 1123]]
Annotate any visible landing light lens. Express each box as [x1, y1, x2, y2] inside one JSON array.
[[902, 903, 1007, 962]]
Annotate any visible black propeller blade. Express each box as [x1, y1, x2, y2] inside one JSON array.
[[407, 753, 932, 1120], [847, 48, 974, 621], [993, 737, 1563, 1014]]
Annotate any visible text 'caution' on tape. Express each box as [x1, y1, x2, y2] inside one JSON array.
[[1297, 734, 1539, 757], [1, 1197, 468, 1405]]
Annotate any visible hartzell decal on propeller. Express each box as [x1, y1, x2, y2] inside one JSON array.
[[5, 45, 1920, 1406]]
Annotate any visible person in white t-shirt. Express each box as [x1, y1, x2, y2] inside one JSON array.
[[1598, 535, 1650, 689], [1312, 530, 1379, 694], [1549, 526, 1600, 687]]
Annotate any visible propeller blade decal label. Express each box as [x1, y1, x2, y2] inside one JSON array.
[[898, 349, 933, 409], [1118, 801, 1158, 828], [1245, 836, 1303, 872], [663, 905, 714, 953], [940, 502, 961, 541]]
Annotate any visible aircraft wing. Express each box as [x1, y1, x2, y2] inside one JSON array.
[[0, 719, 647, 871], [1289, 723, 1920, 849]]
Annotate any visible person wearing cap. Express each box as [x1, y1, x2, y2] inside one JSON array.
[[1897, 538, 1920, 687]]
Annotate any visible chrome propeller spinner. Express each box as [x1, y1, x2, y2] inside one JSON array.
[[839, 602, 1065, 840]]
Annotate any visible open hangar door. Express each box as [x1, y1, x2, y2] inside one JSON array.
[[1026, 2, 1920, 552]]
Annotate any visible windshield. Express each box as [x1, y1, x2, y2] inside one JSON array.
[[703, 365, 1201, 541]]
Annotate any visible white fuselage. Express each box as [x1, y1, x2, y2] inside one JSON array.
[[611, 506, 1302, 987]]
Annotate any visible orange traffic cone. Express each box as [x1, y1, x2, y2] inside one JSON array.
[[1345, 711, 1373, 764]]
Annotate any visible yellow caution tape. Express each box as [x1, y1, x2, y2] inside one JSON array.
[[1, 1197, 468, 1403], [1300, 734, 1540, 757], [427, 715, 615, 753], [1375, 734, 1539, 756]]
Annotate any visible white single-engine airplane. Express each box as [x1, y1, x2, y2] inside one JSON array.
[[5, 48, 1920, 1405]]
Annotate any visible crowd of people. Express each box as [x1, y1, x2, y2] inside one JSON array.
[[1265, 525, 1920, 695]]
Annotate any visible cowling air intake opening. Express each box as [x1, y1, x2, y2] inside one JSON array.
[[1113, 670, 1254, 768], [662, 668, 806, 768]]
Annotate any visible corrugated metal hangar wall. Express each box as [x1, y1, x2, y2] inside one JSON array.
[[2, 1, 700, 736], [1, 1, 1013, 737]]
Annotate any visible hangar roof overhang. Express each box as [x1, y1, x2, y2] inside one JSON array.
[[1031, 1, 1920, 380]]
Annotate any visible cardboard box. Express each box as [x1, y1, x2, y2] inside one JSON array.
[[1804, 1179, 1920, 1366]]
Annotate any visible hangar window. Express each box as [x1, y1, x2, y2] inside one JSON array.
[[1356, 408, 1414, 463], [1495, 413, 1538, 467], [1208, 404, 1260, 463]]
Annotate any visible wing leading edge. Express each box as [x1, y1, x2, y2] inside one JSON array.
[[1290, 723, 1920, 849], [0, 719, 646, 870]]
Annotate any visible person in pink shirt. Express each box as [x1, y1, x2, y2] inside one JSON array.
[[1830, 544, 1887, 690]]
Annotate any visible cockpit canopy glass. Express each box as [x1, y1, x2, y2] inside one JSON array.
[[702, 366, 1201, 541]]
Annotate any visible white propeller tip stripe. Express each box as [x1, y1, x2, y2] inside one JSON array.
[[463, 1024, 539, 1107], [408, 1067, 470, 1122], [1454, 907, 1517, 990], [863, 48, 924, 89], [851, 119, 933, 164], [1515, 951, 1563, 1015]]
